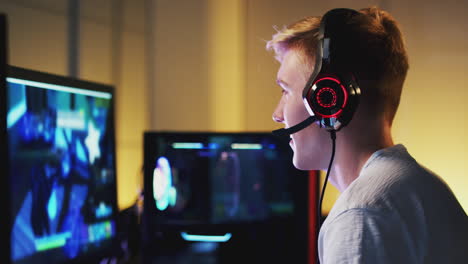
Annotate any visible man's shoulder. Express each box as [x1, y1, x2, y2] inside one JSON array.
[[325, 143, 467, 237], [319, 145, 468, 263], [328, 144, 439, 219]]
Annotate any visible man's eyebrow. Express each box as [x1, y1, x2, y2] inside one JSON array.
[[276, 79, 288, 87]]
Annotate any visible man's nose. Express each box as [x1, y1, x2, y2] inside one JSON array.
[[272, 106, 284, 123]]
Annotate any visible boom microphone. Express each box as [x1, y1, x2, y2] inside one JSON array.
[[272, 116, 317, 137]]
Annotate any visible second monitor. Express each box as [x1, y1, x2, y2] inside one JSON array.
[[143, 131, 310, 235]]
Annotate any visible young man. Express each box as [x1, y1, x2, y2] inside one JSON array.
[[267, 6, 468, 263]]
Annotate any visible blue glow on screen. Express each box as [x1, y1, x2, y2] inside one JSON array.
[[95, 203, 113, 219], [88, 221, 115, 243], [35, 232, 71, 252], [172, 142, 204, 149], [6, 77, 112, 99], [230, 143, 263, 150], [181, 232, 232, 242], [47, 189, 58, 221], [7, 74, 117, 263]]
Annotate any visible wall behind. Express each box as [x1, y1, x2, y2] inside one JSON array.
[[151, 0, 247, 132], [390, 0, 468, 210]]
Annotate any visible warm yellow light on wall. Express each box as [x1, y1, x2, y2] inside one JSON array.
[[208, 0, 246, 131], [393, 66, 468, 213]]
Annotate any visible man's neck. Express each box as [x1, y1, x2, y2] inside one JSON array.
[[328, 124, 394, 192]]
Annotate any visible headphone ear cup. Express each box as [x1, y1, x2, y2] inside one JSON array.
[[305, 74, 359, 130], [337, 76, 360, 128]]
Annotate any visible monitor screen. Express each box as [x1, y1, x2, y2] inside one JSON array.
[[5, 66, 119, 264], [143, 132, 308, 232]]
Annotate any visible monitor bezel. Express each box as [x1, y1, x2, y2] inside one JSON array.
[[5, 65, 121, 264], [0, 12, 10, 264]]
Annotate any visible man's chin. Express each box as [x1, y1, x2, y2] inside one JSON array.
[[292, 156, 310, 171], [293, 154, 322, 171]]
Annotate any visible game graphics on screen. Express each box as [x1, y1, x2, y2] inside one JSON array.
[[151, 135, 295, 226], [7, 78, 117, 263]]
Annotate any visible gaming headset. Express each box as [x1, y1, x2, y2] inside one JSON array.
[[273, 8, 362, 137]]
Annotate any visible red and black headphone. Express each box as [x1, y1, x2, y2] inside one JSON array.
[[302, 8, 361, 131]]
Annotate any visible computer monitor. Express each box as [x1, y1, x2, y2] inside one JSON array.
[[143, 131, 309, 234], [4, 65, 120, 264], [142, 131, 312, 263]]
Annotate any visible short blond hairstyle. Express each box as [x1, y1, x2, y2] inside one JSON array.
[[266, 6, 409, 124]]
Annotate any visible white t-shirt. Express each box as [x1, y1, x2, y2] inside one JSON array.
[[318, 144, 468, 264]]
